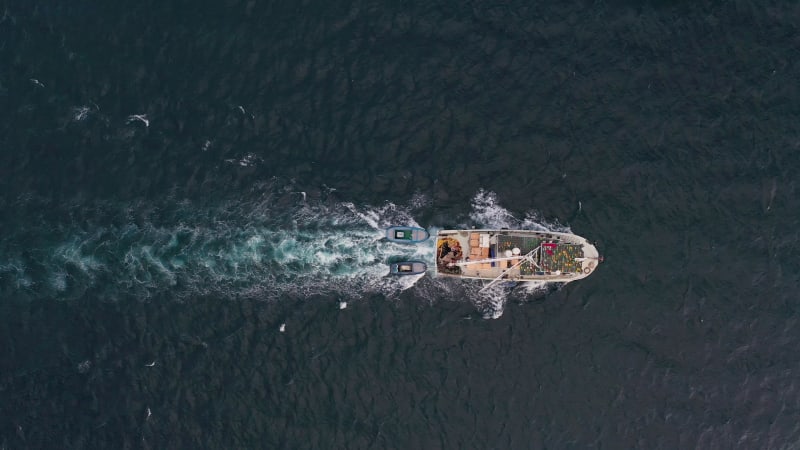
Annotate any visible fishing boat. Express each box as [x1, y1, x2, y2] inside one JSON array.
[[435, 229, 601, 290], [385, 226, 429, 243], [389, 261, 427, 276]]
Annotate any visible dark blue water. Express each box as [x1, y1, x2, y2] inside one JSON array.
[[2, 1, 799, 448]]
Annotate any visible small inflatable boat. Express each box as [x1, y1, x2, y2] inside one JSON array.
[[389, 261, 427, 276], [385, 226, 429, 243]]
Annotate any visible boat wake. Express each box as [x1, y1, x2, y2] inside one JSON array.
[[0, 186, 566, 318]]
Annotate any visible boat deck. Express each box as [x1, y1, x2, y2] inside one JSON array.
[[436, 230, 596, 282]]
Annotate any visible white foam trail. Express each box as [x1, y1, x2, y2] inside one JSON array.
[[470, 189, 518, 229], [0, 187, 567, 318], [0, 260, 32, 289], [474, 284, 508, 319], [469, 189, 570, 233], [0, 190, 435, 302]]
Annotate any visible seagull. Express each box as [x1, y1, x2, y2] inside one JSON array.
[[279, 323, 286, 332], [72, 106, 91, 121], [127, 114, 149, 127], [145, 361, 156, 367], [145, 408, 152, 420]]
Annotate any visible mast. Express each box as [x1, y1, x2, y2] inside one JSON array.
[[476, 249, 539, 292], [454, 247, 541, 268]]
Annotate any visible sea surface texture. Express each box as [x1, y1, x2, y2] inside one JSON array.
[[1, 1, 799, 448]]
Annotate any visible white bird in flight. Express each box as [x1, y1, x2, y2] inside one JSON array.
[[127, 114, 149, 127]]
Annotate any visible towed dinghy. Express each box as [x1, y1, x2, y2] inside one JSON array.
[[385, 226, 429, 243], [389, 261, 427, 276]]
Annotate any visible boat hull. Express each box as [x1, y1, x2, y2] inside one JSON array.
[[435, 229, 600, 283]]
